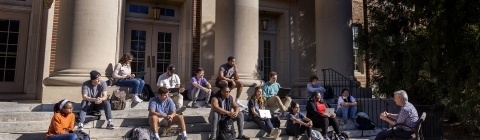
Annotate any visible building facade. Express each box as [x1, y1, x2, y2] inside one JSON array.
[[0, 0, 362, 103]]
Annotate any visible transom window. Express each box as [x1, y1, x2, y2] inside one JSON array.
[[129, 4, 149, 14]]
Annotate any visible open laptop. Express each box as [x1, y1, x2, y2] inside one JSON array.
[[276, 88, 291, 97], [258, 109, 272, 118], [325, 108, 335, 116], [135, 71, 147, 79]]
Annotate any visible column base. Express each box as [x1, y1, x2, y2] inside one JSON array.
[[43, 69, 110, 86], [42, 86, 118, 103], [208, 74, 264, 100]]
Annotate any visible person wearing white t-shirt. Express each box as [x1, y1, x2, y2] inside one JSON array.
[[157, 64, 186, 114], [336, 88, 358, 124]]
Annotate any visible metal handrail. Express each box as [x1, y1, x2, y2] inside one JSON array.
[[322, 68, 390, 130]]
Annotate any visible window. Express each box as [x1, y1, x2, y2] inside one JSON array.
[[129, 4, 149, 14], [352, 25, 362, 73], [0, 19, 20, 82], [160, 8, 175, 17]]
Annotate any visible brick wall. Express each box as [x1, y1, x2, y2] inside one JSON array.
[[49, 0, 60, 73], [192, 0, 201, 77]]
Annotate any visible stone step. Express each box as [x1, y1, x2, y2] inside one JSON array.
[[0, 98, 312, 112], [0, 127, 381, 140], [0, 115, 360, 133]]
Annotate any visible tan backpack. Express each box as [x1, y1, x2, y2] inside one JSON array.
[[110, 89, 126, 110]]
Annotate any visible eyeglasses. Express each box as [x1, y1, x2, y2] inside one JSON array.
[[292, 106, 299, 108]]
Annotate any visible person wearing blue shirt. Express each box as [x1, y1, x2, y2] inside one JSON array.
[[286, 102, 313, 140], [376, 90, 419, 140], [263, 71, 292, 117], [306, 75, 325, 101], [149, 87, 188, 140]]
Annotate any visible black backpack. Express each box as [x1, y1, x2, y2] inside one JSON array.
[[218, 116, 236, 140], [356, 115, 375, 130], [324, 86, 334, 99], [140, 84, 155, 101]]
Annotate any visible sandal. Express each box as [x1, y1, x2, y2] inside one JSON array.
[[236, 135, 250, 139]]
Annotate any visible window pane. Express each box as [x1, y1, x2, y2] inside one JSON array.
[[137, 62, 145, 72], [156, 62, 163, 73], [130, 51, 137, 58], [0, 70, 3, 81], [158, 43, 164, 52], [139, 6, 148, 14], [131, 62, 137, 72], [139, 31, 146, 41], [166, 9, 174, 17], [4, 70, 14, 81], [0, 20, 8, 31], [138, 41, 145, 51], [7, 45, 16, 56], [0, 57, 4, 68], [0, 32, 7, 44], [8, 33, 18, 44], [165, 33, 171, 42], [0, 45, 6, 56], [129, 4, 139, 13], [165, 43, 171, 52], [137, 52, 145, 60], [6, 57, 16, 69], [131, 41, 139, 51], [160, 8, 166, 16], [158, 32, 164, 42], [157, 53, 164, 59], [165, 53, 170, 59], [10, 20, 19, 32], [131, 30, 138, 40]]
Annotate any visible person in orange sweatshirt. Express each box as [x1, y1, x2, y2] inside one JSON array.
[[46, 99, 89, 140]]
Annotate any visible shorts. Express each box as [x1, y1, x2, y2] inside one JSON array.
[[157, 117, 170, 126]]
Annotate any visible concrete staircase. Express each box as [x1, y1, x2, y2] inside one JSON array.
[[0, 99, 380, 140]]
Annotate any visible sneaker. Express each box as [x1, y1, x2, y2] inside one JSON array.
[[106, 123, 115, 129], [77, 123, 84, 131], [133, 96, 143, 103], [350, 118, 357, 124], [177, 106, 187, 114], [182, 136, 189, 140], [339, 135, 346, 140], [236, 101, 245, 108], [205, 103, 211, 108], [272, 128, 280, 139], [192, 102, 199, 108]]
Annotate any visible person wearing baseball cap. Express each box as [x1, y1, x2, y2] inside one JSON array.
[[78, 70, 115, 130], [156, 64, 186, 114]]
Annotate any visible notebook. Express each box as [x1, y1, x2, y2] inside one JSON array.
[[276, 88, 291, 97], [325, 108, 335, 116], [258, 109, 272, 118], [135, 71, 147, 79]]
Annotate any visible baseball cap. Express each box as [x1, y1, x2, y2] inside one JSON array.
[[90, 70, 101, 80], [167, 64, 176, 73]]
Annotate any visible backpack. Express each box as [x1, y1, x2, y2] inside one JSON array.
[[271, 115, 281, 128], [73, 130, 90, 140], [324, 86, 334, 99], [217, 116, 236, 140], [356, 112, 375, 130], [110, 89, 126, 110], [124, 127, 152, 140], [139, 84, 155, 101], [241, 108, 251, 122], [311, 130, 324, 140]]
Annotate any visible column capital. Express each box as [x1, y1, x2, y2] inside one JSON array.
[[43, 0, 54, 9]]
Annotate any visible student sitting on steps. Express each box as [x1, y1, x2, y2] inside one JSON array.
[[46, 99, 90, 140], [248, 86, 281, 138], [306, 92, 344, 140], [187, 68, 212, 108], [149, 87, 188, 140]]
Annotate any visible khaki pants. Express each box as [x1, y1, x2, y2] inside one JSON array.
[[170, 93, 183, 109], [266, 96, 292, 112]]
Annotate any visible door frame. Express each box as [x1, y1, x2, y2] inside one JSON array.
[[0, 11, 29, 93]]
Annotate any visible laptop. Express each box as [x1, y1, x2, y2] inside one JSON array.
[[276, 88, 291, 97], [168, 88, 180, 93], [258, 109, 272, 118], [135, 71, 147, 79], [325, 108, 335, 116]]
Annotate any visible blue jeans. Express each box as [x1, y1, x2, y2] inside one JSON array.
[[116, 78, 145, 94], [253, 117, 274, 134], [79, 100, 112, 123], [48, 133, 90, 140], [336, 106, 357, 121]]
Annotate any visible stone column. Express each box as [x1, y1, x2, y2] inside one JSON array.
[[213, 0, 262, 86], [42, 0, 120, 103], [212, 0, 263, 100], [315, 0, 354, 81], [43, 0, 119, 86]]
